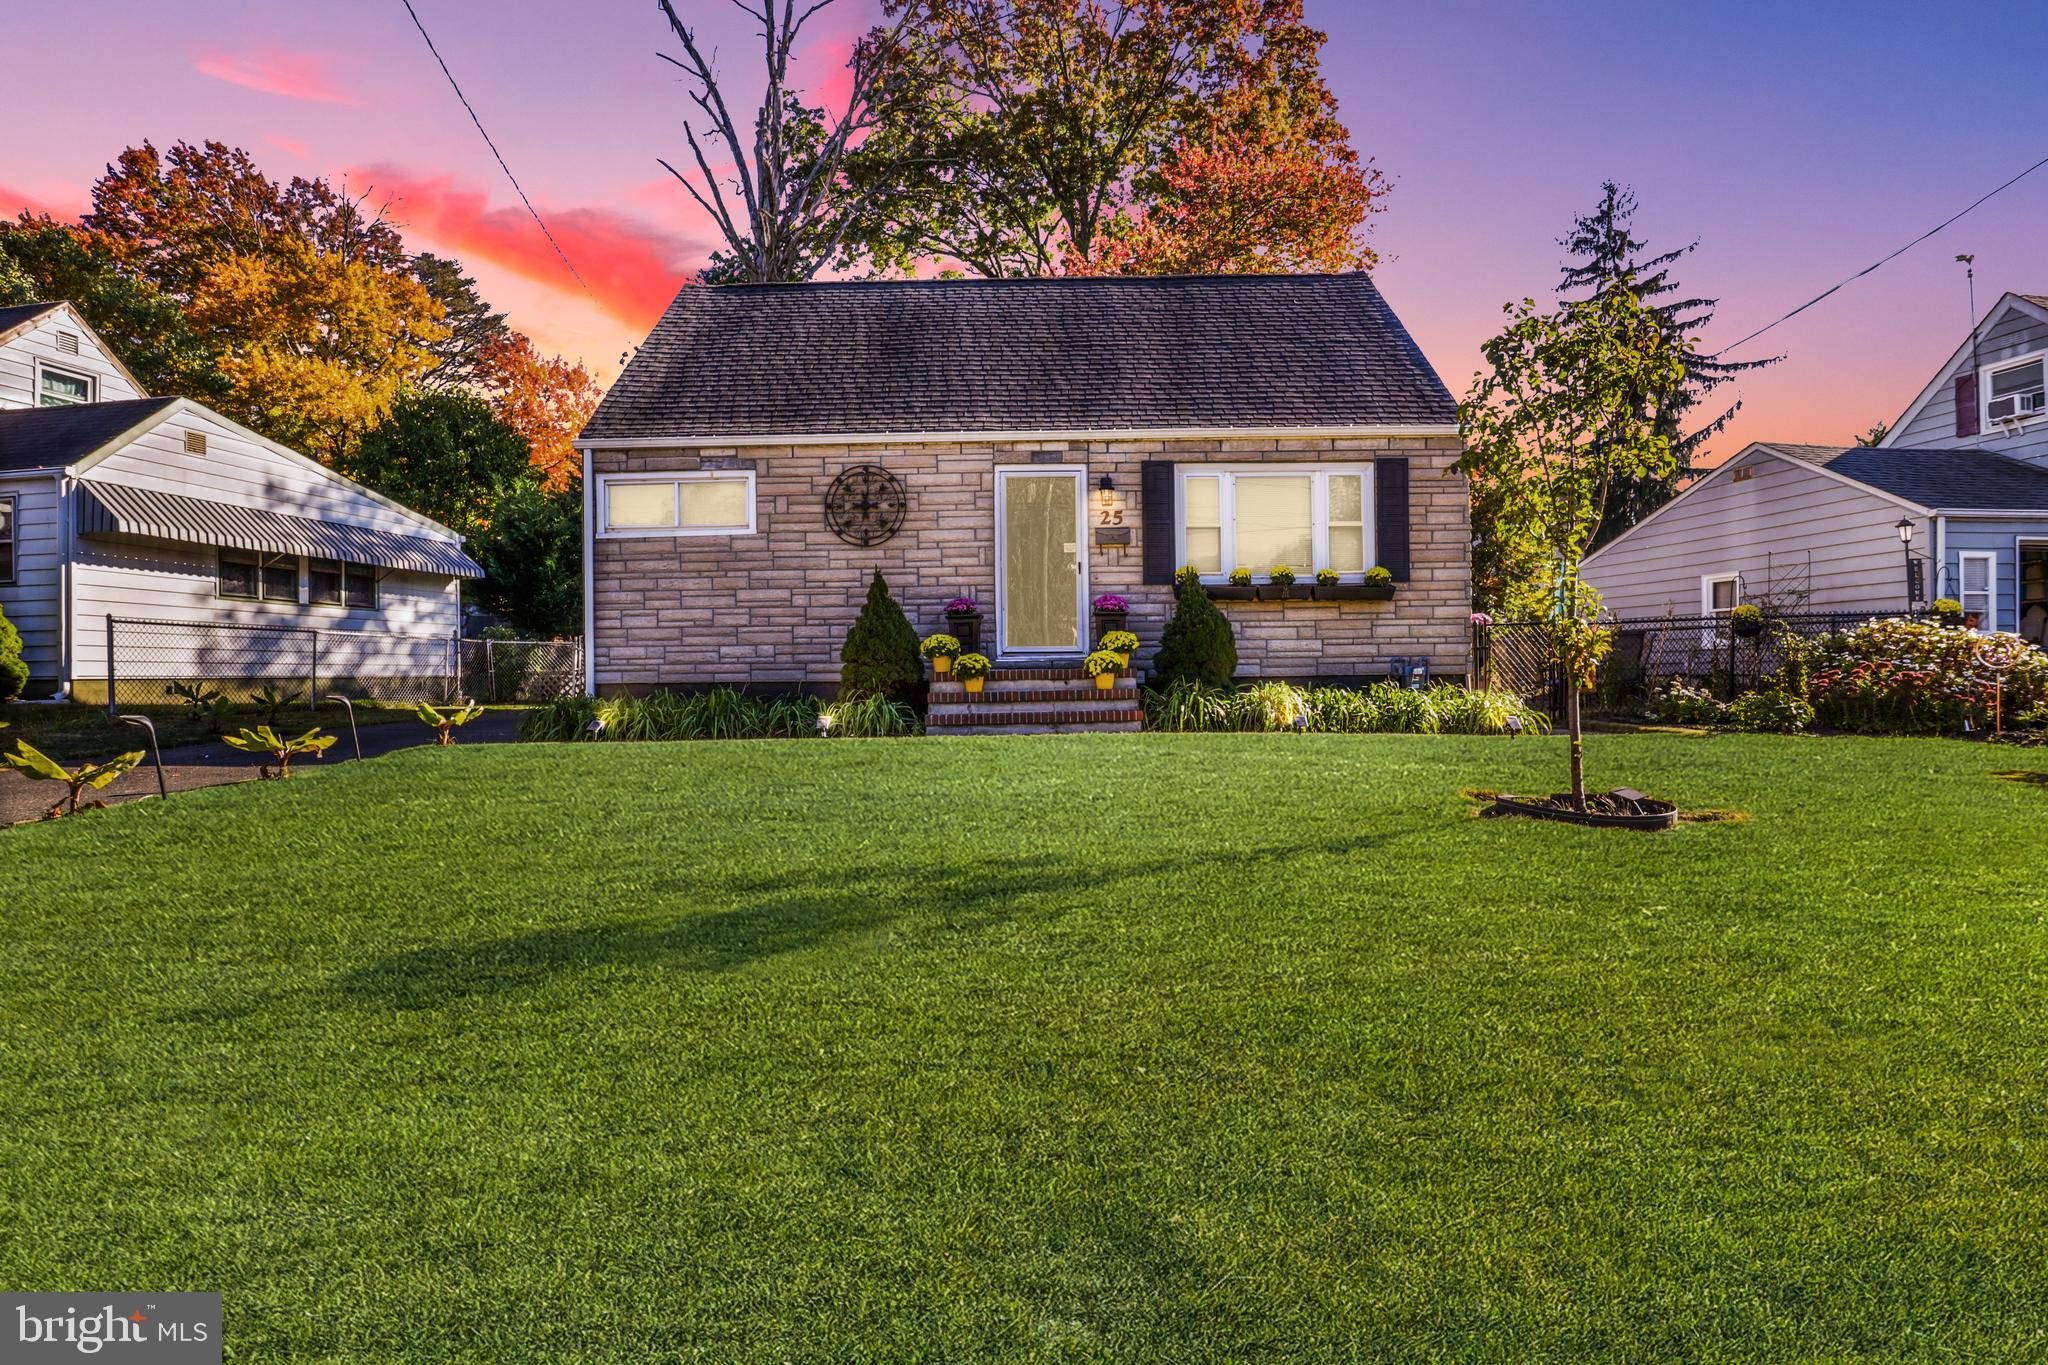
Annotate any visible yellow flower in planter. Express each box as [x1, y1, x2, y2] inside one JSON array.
[[1098, 630, 1140, 668], [920, 633, 961, 673], [1085, 649, 1124, 690]]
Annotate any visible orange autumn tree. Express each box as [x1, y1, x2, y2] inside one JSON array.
[[476, 333, 602, 490], [1067, 134, 1385, 276]]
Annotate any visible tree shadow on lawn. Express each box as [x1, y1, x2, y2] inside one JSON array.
[[325, 831, 1409, 1013]]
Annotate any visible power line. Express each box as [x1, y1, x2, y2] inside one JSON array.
[[398, 0, 592, 296], [1719, 149, 2048, 355]]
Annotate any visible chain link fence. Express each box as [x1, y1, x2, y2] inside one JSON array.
[[1477, 610, 1913, 718], [93, 617, 581, 714]]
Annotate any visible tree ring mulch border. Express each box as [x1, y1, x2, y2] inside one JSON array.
[[1489, 791, 1680, 831]]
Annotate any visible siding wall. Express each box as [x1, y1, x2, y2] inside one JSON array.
[[588, 434, 1471, 690], [1938, 518, 2048, 636], [1585, 449, 1920, 617], [0, 472, 62, 692], [0, 312, 145, 410], [67, 407, 466, 683], [1891, 303, 2048, 466]]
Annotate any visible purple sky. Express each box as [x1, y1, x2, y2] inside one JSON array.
[[4, 0, 2043, 459]]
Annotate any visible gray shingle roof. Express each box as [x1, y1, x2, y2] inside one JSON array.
[[581, 274, 1457, 441], [0, 302, 62, 342], [1760, 441, 2048, 512], [0, 398, 179, 473]]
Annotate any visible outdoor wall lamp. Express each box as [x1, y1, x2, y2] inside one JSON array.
[[1098, 474, 1115, 493], [1895, 517, 1926, 607]]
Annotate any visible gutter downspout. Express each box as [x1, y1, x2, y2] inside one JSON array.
[[1935, 514, 1948, 601], [581, 445, 595, 697], [55, 471, 73, 701]]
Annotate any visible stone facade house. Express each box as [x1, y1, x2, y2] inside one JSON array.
[[575, 275, 1470, 711]]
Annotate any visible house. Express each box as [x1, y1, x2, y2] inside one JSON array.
[[0, 301, 483, 700], [1585, 291, 2048, 643], [574, 274, 1470, 706]]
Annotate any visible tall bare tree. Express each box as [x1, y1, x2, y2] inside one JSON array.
[[656, 0, 914, 283]]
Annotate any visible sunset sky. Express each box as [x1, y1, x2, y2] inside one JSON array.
[[5, 0, 2044, 459]]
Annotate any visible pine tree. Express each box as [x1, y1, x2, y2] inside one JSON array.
[[1151, 570, 1237, 689], [1557, 183, 1779, 548], [838, 569, 921, 699]]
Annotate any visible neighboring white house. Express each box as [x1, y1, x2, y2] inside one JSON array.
[[1586, 291, 2048, 644], [0, 301, 483, 700]]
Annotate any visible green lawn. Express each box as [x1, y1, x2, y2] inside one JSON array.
[[4, 733, 2047, 1361]]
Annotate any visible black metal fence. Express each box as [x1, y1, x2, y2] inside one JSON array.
[[96, 617, 581, 714], [1478, 610, 1912, 718]]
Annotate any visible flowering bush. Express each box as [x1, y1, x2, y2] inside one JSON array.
[[1268, 565, 1297, 586], [1471, 612, 1493, 627], [919, 633, 960, 661], [1727, 691, 1813, 733], [1654, 680, 1725, 725], [1084, 650, 1125, 677], [951, 652, 991, 680], [1099, 630, 1140, 654], [1799, 618, 2048, 733], [1228, 567, 1253, 586], [944, 597, 979, 614], [1365, 566, 1394, 586], [1315, 568, 1340, 586], [1092, 593, 1128, 612]]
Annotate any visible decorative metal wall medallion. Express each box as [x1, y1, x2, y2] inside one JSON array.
[[825, 464, 908, 546]]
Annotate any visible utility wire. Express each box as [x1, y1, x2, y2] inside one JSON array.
[[1719, 149, 2048, 354], [398, 0, 592, 296]]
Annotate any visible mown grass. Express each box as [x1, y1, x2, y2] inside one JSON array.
[[3, 733, 2047, 1361]]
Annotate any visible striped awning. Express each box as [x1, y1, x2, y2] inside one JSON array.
[[76, 479, 484, 578]]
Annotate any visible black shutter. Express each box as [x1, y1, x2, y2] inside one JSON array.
[[1955, 373, 1980, 438], [1140, 460, 1176, 584], [1374, 456, 1411, 581]]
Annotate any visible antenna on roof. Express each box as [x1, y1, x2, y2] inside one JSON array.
[[1957, 254, 1980, 376]]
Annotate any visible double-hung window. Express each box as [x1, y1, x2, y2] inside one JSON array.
[[36, 364, 93, 407], [1701, 574, 1739, 617], [0, 495, 14, 584], [1176, 466, 1373, 579], [220, 550, 300, 603], [1986, 354, 2046, 425], [1959, 552, 1996, 631]]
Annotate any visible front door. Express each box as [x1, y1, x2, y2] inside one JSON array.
[[996, 468, 1086, 657]]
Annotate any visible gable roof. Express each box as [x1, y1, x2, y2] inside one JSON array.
[[1879, 291, 2048, 447], [0, 300, 152, 398], [0, 302, 64, 344], [580, 273, 1459, 443], [1819, 444, 2048, 512], [0, 397, 179, 473]]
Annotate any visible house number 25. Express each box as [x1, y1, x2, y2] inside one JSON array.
[[1098, 506, 1125, 526]]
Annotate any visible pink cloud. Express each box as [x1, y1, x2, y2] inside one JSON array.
[[0, 183, 85, 222], [193, 45, 356, 105], [263, 133, 311, 159], [359, 166, 710, 330]]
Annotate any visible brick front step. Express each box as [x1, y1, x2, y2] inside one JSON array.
[[931, 684, 1140, 705], [928, 706, 1144, 729], [934, 720, 1144, 736]]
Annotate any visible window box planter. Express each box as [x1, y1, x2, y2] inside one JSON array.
[[1316, 583, 1396, 601], [1257, 584, 1314, 601], [1204, 585, 1258, 602]]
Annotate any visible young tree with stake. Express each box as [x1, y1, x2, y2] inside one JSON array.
[[1459, 285, 1685, 811]]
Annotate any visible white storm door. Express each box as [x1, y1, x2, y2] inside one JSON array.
[[995, 468, 1087, 656]]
